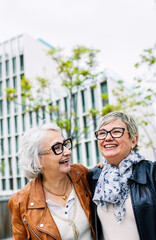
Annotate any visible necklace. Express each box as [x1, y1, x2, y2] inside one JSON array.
[[43, 176, 69, 200]]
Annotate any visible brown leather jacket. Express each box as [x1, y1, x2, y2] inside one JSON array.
[[9, 164, 95, 240]]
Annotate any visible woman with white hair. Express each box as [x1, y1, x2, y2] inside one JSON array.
[[88, 111, 156, 240], [9, 123, 95, 240]]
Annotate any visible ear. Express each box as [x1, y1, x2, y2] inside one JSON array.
[[132, 135, 138, 148]]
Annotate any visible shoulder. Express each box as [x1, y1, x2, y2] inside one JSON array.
[[132, 160, 156, 182], [70, 163, 88, 174], [87, 166, 102, 180]]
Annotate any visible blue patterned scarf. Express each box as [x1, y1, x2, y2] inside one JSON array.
[[93, 151, 145, 223]]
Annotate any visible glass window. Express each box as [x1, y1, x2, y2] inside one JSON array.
[[14, 115, 18, 133], [95, 140, 101, 163], [81, 89, 87, 113], [15, 136, 19, 153], [56, 100, 60, 119], [0, 119, 3, 136], [1, 138, 4, 156], [36, 110, 39, 125], [12, 57, 16, 74], [5, 60, 9, 76], [90, 87, 97, 108], [92, 115, 98, 131], [48, 103, 53, 121], [83, 116, 90, 139], [7, 100, 11, 114], [0, 62, 2, 78], [1, 158, 5, 176], [0, 99, 3, 116], [2, 179, 6, 190], [72, 93, 78, 114], [16, 157, 20, 175], [85, 141, 92, 166], [42, 106, 46, 120], [22, 114, 26, 131], [8, 157, 12, 176], [6, 78, 10, 88], [76, 143, 82, 163], [64, 97, 68, 118], [25, 177, 29, 185], [19, 54, 24, 71], [0, 81, 2, 97], [8, 137, 12, 155], [29, 111, 33, 127], [17, 178, 21, 189], [9, 178, 13, 190], [13, 76, 17, 89], [101, 81, 108, 107], [7, 117, 11, 134]]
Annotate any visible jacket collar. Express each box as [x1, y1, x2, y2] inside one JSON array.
[[129, 161, 147, 184]]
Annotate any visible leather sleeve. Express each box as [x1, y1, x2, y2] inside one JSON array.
[[8, 192, 29, 239]]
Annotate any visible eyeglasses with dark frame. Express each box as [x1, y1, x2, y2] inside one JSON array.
[[39, 138, 72, 155], [95, 127, 128, 140]]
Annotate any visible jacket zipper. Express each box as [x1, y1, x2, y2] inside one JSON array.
[[23, 217, 59, 240], [23, 217, 42, 240]]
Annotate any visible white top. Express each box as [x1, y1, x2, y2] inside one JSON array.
[[97, 194, 140, 240], [47, 188, 93, 240]]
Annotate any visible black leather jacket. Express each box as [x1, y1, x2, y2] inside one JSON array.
[[87, 160, 156, 240]]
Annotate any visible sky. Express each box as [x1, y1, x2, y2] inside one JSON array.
[[0, 0, 156, 82]]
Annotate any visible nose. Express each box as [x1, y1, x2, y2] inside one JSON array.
[[105, 132, 113, 140], [63, 146, 71, 155]]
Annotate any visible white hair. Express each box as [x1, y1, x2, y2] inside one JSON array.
[[18, 123, 61, 180]]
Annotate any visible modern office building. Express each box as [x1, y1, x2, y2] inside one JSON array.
[[0, 34, 111, 196]]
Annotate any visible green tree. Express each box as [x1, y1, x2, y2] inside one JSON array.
[[101, 43, 156, 158], [6, 46, 102, 142]]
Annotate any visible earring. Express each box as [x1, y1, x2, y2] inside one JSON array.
[[131, 149, 133, 154]]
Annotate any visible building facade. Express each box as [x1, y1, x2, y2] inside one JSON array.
[[0, 34, 110, 196]]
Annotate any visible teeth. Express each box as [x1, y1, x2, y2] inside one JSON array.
[[59, 160, 68, 164], [104, 145, 117, 148]]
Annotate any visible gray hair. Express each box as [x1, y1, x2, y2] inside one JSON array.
[[18, 123, 61, 180], [98, 111, 139, 151]]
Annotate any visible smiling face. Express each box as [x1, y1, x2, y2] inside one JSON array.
[[98, 119, 138, 167], [40, 130, 71, 178]]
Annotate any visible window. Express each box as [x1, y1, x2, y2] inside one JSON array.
[[92, 115, 98, 130], [64, 97, 68, 118], [0, 119, 3, 136], [16, 157, 20, 175], [72, 93, 78, 114], [83, 116, 90, 139], [5, 60, 9, 76], [14, 99, 18, 113], [1, 138, 4, 156], [81, 89, 88, 113], [14, 115, 18, 133], [29, 111, 33, 127], [15, 136, 19, 153], [7, 117, 11, 134], [0, 81, 2, 97], [85, 141, 92, 166], [19, 54, 24, 71], [0, 99, 3, 116], [12, 57, 16, 74], [36, 110, 39, 125], [6, 78, 10, 88], [1, 159, 5, 176], [22, 114, 26, 131], [101, 81, 108, 107], [17, 178, 21, 189], [8, 157, 12, 176], [90, 87, 97, 108], [13, 76, 17, 89], [9, 178, 13, 190], [0, 62, 2, 78], [2, 179, 6, 190], [95, 140, 101, 163], [7, 100, 11, 114], [48, 103, 53, 121], [56, 100, 60, 119], [76, 144, 82, 163], [8, 137, 12, 155]]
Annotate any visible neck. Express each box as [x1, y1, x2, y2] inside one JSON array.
[[42, 172, 68, 189]]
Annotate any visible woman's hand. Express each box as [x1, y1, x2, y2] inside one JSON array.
[[97, 160, 104, 168]]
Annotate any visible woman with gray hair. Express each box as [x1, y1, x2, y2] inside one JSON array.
[[87, 111, 156, 240], [8, 123, 95, 240]]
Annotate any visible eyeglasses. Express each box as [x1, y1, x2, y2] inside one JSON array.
[[39, 138, 72, 155], [95, 127, 127, 140]]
